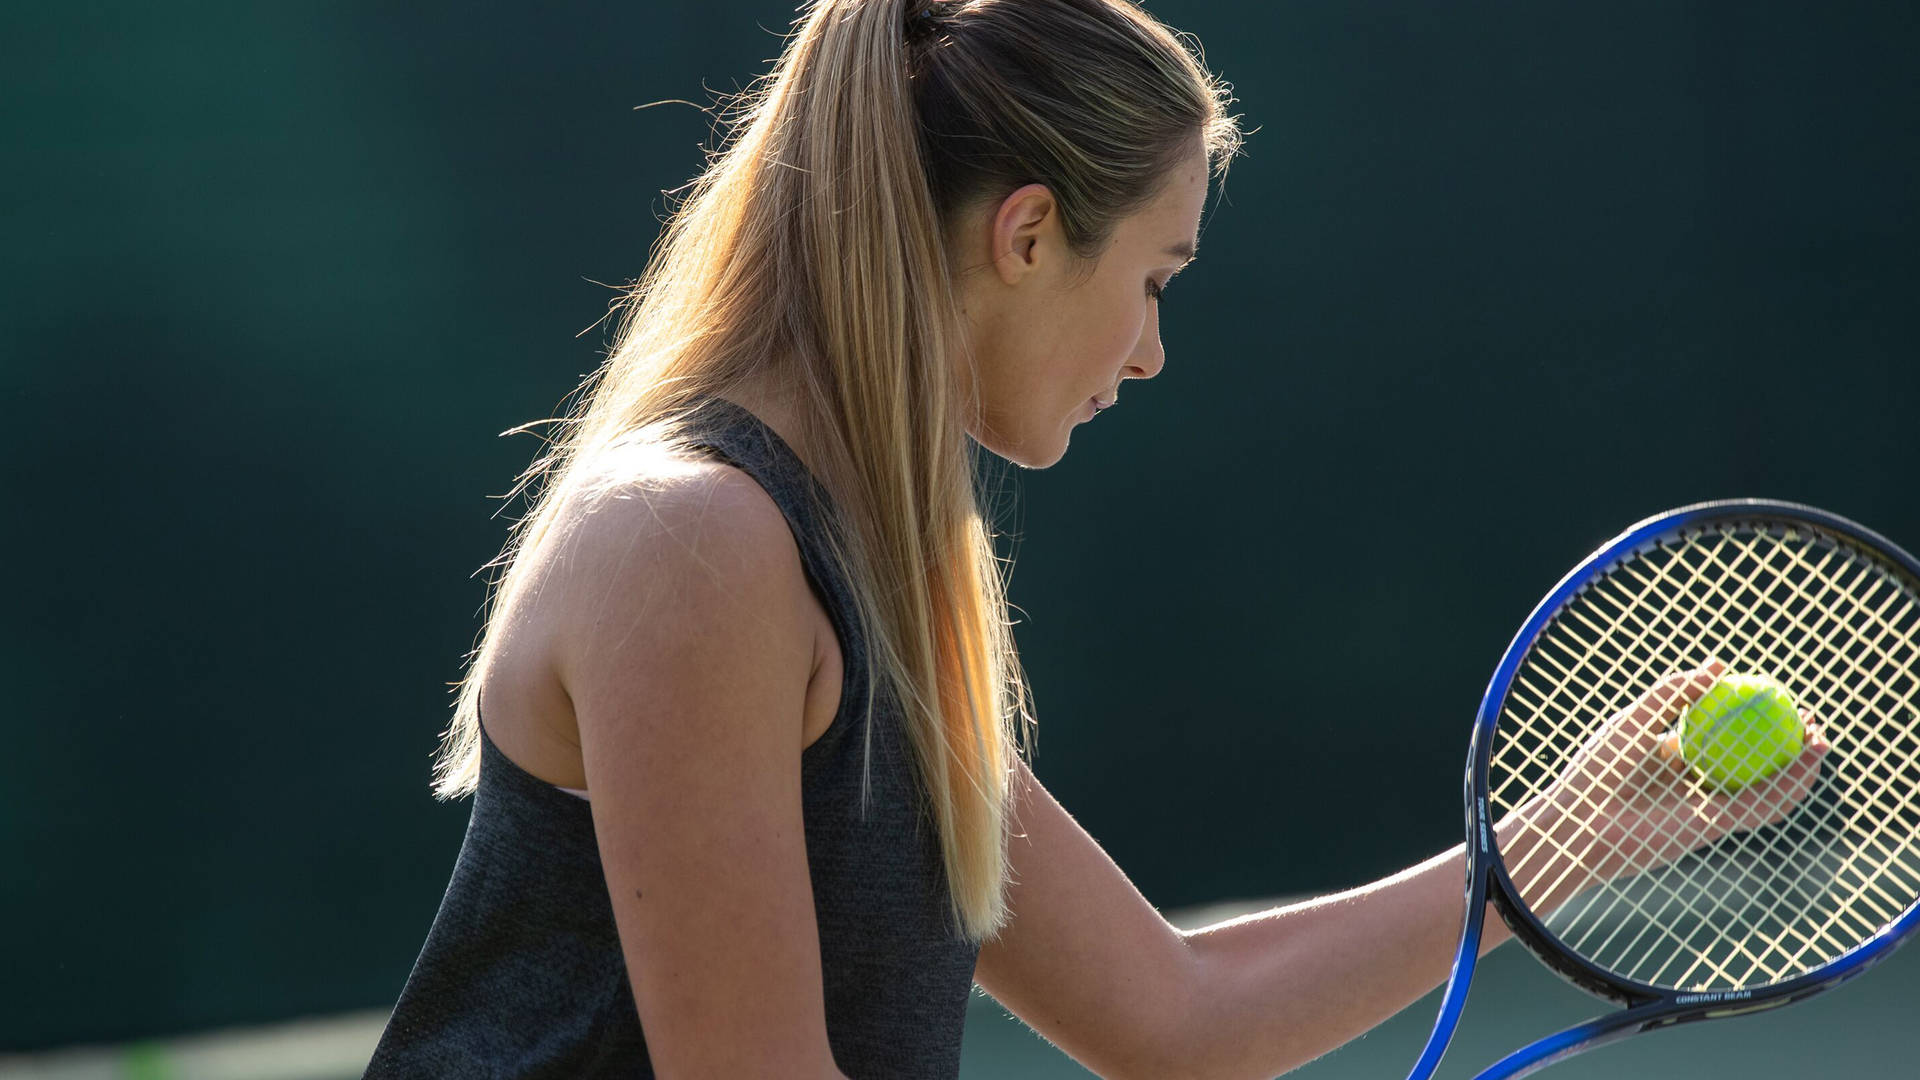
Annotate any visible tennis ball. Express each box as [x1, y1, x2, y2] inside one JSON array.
[[1677, 673, 1804, 792]]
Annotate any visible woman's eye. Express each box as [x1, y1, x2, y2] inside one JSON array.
[[1146, 279, 1166, 302]]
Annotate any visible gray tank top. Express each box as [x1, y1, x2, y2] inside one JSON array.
[[364, 396, 981, 1077]]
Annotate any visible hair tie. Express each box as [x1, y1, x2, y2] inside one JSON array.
[[908, 2, 944, 38]]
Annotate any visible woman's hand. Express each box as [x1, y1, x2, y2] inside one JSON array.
[[1498, 659, 1832, 909]]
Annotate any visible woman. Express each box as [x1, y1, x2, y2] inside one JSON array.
[[365, 1, 1826, 1077]]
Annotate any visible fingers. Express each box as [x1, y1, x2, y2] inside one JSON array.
[[1572, 662, 1727, 800], [1628, 657, 1728, 737], [1803, 718, 1833, 755], [1656, 729, 1682, 761]]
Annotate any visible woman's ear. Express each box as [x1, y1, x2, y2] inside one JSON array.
[[987, 183, 1059, 286]]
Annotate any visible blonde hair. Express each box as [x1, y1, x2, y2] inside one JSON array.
[[430, 0, 1244, 944]]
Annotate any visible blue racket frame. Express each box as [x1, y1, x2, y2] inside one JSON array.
[[1407, 498, 1920, 1080]]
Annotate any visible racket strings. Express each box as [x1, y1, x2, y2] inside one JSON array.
[[1563, 537, 1920, 987], [1526, 533, 1913, 950], [1610, 547, 1915, 982], [1487, 521, 1920, 993], [1596, 533, 1920, 978], [1499, 538, 1828, 908], [1509, 653, 1836, 987]]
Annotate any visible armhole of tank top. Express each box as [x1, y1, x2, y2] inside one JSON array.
[[680, 434, 863, 762]]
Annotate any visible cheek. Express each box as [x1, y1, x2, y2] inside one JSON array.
[[989, 285, 1141, 403], [1092, 293, 1146, 360]]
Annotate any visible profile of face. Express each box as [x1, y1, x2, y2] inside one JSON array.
[[954, 141, 1210, 468]]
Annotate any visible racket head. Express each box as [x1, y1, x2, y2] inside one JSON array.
[[1471, 498, 1920, 1012]]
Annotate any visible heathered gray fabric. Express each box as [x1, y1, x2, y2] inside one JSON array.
[[365, 396, 981, 1078]]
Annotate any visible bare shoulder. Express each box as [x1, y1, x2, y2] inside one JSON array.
[[537, 448, 817, 694]]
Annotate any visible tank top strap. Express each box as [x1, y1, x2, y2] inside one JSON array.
[[679, 395, 872, 759]]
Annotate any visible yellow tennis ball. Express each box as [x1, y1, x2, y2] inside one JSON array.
[[1678, 673, 1804, 792]]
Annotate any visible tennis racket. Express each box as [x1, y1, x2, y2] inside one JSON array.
[[1407, 498, 1920, 1080]]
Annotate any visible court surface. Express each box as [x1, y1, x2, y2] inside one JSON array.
[[3, 896, 1910, 1078]]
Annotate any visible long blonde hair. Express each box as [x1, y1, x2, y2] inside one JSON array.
[[430, 0, 1244, 944]]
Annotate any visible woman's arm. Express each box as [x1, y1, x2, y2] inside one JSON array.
[[974, 763, 1546, 1080], [1168, 817, 1545, 1080], [974, 760, 1208, 1079]]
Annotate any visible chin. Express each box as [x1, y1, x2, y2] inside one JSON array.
[[970, 424, 1067, 470], [1024, 430, 1074, 470], [1023, 446, 1068, 470]]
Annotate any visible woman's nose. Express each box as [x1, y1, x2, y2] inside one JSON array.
[[1128, 311, 1166, 381]]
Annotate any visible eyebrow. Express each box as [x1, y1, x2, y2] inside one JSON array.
[[1164, 239, 1199, 266]]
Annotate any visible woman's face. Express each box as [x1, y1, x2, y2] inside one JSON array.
[[955, 143, 1209, 468]]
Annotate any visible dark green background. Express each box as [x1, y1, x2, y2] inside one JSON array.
[[7, 0, 1916, 1054]]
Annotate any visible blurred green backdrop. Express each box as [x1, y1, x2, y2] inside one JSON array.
[[6, 0, 1917, 1068]]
